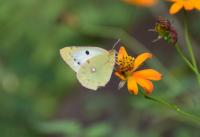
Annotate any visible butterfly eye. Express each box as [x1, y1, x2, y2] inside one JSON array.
[[85, 50, 90, 55]]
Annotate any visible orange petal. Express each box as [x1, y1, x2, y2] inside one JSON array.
[[136, 78, 154, 94], [183, 1, 194, 10], [169, 2, 183, 14], [127, 76, 138, 95], [133, 53, 152, 70], [133, 69, 162, 81], [115, 71, 126, 81], [169, 0, 179, 2], [123, 0, 157, 7], [117, 46, 128, 62], [194, 0, 200, 10]]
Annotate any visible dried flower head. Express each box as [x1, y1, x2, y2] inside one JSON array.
[[151, 16, 178, 44]]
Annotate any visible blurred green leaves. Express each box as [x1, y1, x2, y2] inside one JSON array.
[[84, 122, 112, 137], [38, 120, 112, 137], [37, 120, 139, 137], [38, 120, 82, 137]]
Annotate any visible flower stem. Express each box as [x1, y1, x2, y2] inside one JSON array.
[[175, 43, 197, 73], [141, 92, 200, 125], [183, 12, 200, 84]]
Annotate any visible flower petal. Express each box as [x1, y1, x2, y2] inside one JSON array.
[[169, 2, 183, 14], [136, 78, 154, 94], [194, 0, 200, 10], [133, 69, 162, 81], [128, 76, 138, 95], [117, 46, 128, 62], [123, 0, 157, 7], [183, 1, 194, 10], [133, 53, 152, 70], [115, 71, 126, 81], [169, 0, 179, 2]]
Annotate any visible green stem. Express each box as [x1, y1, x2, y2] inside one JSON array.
[[184, 13, 197, 69], [183, 13, 200, 84], [141, 92, 200, 125], [175, 43, 197, 73]]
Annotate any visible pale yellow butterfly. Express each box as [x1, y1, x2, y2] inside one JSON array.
[[60, 46, 116, 90]]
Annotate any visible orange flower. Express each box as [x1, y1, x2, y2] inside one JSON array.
[[123, 0, 157, 7], [194, 0, 200, 10], [169, 0, 200, 14], [115, 47, 162, 95]]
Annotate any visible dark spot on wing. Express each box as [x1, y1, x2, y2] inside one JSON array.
[[77, 62, 81, 65], [85, 50, 90, 55]]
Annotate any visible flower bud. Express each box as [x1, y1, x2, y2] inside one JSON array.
[[152, 16, 177, 44]]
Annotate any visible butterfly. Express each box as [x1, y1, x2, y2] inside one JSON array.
[[60, 46, 116, 90]]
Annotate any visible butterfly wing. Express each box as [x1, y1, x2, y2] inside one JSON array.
[[77, 50, 116, 90], [60, 46, 108, 72]]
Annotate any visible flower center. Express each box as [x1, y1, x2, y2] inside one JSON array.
[[116, 55, 135, 78]]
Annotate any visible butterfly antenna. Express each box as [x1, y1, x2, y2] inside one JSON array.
[[112, 39, 121, 50]]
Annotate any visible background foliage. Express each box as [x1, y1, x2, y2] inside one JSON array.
[[0, 0, 200, 137]]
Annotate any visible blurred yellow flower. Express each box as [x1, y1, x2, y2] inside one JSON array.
[[194, 0, 200, 10], [115, 47, 162, 95], [123, 0, 157, 7], [169, 0, 200, 14]]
